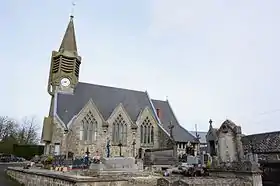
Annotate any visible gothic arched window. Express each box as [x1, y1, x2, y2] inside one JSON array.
[[140, 117, 154, 145], [112, 114, 127, 145], [81, 111, 98, 143], [140, 125, 144, 143], [151, 126, 154, 143]]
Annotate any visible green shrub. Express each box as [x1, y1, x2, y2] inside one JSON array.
[[206, 159, 211, 169], [42, 155, 53, 165]]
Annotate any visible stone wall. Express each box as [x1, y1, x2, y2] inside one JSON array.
[[157, 177, 252, 186], [6, 167, 263, 186], [6, 167, 158, 186], [209, 169, 263, 186]]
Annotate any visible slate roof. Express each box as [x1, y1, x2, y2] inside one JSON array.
[[151, 99, 197, 143], [189, 131, 207, 144], [56, 82, 155, 124], [242, 131, 280, 154]]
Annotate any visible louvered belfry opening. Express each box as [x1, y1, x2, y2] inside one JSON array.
[[61, 56, 75, 73], [75, 60, 81, 78], [52, 56, 60, 73], [51, 55, 81, 79]]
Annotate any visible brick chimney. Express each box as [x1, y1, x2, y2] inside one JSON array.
[[156, 108, 161, 120]]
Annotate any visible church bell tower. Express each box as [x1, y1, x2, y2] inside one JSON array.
[[47, 15, 81, 95], [41, 16, 81, 154]]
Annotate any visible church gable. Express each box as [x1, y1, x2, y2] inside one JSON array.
[[136, 106, 157, 126], [72, 99, 104, 144], [136, 106, 158, 147], [107, 103, 135, 128], [107, 103, 136, 146]]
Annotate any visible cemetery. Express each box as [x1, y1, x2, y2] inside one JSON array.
[[5, 120, 264, 186]]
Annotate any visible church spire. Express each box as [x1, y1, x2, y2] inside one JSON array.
[[59, 16, 77, 54], [47, 13, 82, 96]]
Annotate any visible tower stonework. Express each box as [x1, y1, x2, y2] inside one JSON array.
[[47, 16, 81, 95]]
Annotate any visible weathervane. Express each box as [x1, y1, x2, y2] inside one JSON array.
[[70, 1, 76, 18]]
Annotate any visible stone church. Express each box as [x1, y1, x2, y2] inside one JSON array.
[[41, 16, 197, 158]]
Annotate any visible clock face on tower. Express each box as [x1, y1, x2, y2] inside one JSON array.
[[60, 78, 70, 87]]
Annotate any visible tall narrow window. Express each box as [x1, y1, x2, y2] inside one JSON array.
[[144, 126, 147, 143], [88, 121, 93, 141], [147, 125, 150, 144], [124, 124, 127, 143], [151, 126, 154, 143], [140, 125, 143, 143], [82, 120, 88, 141], [94, 122, 98, 141], [80, 124, 83, 141], [117, 123, 120, 142], [112, 123, 116, 142], [140, 117, 154, 145], [112, 114, 127, 145], [81, 111, 98, 142]]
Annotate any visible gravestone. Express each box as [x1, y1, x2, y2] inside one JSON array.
[[89, 157, 138, 172], [186, 155, 198, 165], [216, 120, 244, 163], [144, 148, 177, 166]]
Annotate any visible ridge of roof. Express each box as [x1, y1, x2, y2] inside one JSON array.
[[244, 130, 280, 137], [77, 81, 146, 93], [146, 92, 170, 137]]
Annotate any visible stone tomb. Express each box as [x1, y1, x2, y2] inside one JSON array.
[[87, 157, 144, 177], [144, 148, 177, 166]]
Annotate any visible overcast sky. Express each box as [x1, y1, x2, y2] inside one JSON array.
[[1, 0, 280, 135]]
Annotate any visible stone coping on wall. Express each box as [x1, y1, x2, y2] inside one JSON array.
[[157, 177, 251, 185], [0, 161, 30, 165], [209, 168, 262, 175], [6, 167, 260, 186], [6, 167, 152, 182]]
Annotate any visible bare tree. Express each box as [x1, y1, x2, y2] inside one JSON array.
[[0, 116, 40, 144], [16, 116, 40, 145], [0, 116, 18, 140]]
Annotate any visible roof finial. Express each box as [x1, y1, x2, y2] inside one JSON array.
[[70, 1, 76, 19]]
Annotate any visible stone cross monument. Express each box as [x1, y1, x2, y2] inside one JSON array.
[[106, 138, 110, 158], [168, 121, 177, 159], [168, 121, 175, 139]]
